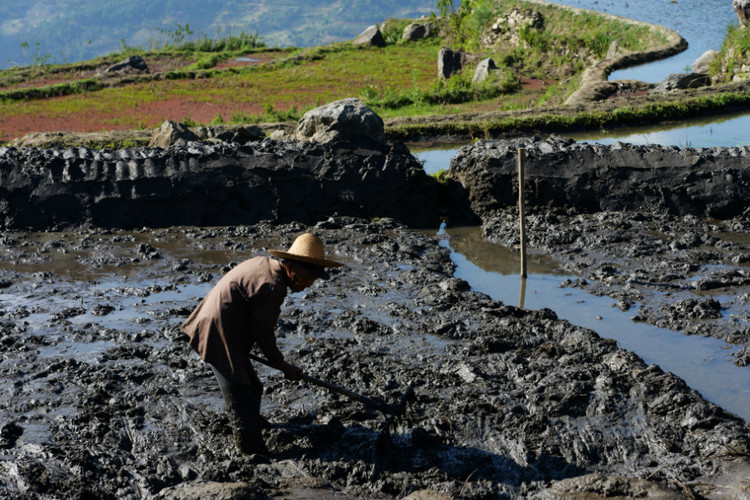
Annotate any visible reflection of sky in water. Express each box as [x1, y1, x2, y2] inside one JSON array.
[[548, 0, 737, 82], [569, 112, 750, 147], [437, 226, 750, 423], [411, 111, 750, 168]]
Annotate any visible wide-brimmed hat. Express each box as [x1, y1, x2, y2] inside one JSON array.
[[269, 233, 343, 269]]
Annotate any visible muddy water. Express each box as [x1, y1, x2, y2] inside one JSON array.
[[438, 225, 750, 422], [412, 140, 750, 424]]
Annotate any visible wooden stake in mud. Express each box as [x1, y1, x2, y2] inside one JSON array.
[[518, 147, 527, 279]]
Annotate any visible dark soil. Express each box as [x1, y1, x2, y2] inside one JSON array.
[[2, 136, 750, 499], [448, 135, 750, 369], [1, 220, 749, 500]]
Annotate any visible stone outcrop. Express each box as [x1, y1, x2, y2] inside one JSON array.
[[437, 47, 464, 79], [734, 0, 750, 26], [693, 49, 719, 73], [481, 8, 544, 47], [103, 55, 150, 75], [402, 22, 435, 42], [0, 138, 442, 230], [449, 135, 750, 220], [472, 57, 498, 84], [295, 98, 385, 145], [649, 72, 711, 94], [352, 25, 385, 47], [148, 120, 200, 148]]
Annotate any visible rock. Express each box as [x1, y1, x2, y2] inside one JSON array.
[[402, 22, 434, 42], [693, 50, 719, 73], [482, 8, 544, 47], [438, 47, 464, 79], [353, 25, 385, 47], [535, 473, 684, 500], [404, 490, 453, 500], [734, 0, 750, 26], [103, 55, 149, 75], [606, 39, 621, 59], [194, 125, 264, 145], [153, 481, 256, 500], [295, 97, 385, 145], [472, 57, 497, 84], [148, 120, 200, 148], [649, 72, 711, 94]]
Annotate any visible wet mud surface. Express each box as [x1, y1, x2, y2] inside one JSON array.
[[448, 136, 750, 369], [1, 219, 750, 499]]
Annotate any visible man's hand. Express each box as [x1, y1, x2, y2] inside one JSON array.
[[279, 360, 303, 381]]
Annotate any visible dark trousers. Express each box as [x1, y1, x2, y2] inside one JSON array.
[[209, 364, 267, 454]]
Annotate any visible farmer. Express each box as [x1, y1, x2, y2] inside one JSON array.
[[181, 233, 343, 456]]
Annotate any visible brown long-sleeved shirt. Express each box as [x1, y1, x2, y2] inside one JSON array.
[[181, 256, 288, 386]]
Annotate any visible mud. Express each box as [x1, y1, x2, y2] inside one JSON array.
[[449, 136, 750, 367], [0, 218, 748, 500], [2, 135, 750, 499], [0, 138, 445, 231]]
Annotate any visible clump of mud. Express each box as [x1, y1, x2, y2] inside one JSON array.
[[1, 217, 749, 499]]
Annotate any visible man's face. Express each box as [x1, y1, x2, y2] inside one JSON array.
[[288, 264, 318, 292]]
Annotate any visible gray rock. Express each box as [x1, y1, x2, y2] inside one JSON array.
[[148, 120, 199, 148], [153, 481, 256, 500], [482, 8, 544, 47], [438, 47, 464, 79], [295, 97, 385, 145], [533, 473, 684, 500], [472, 57, 498, 84], [353, 25, 385, 47], [649, 72, 711, 94], [693, 50, 719, 73], [606, 40, 621, 59], [734, 0, 750, 26], [402, 22, 435, 42], [104, 55, 149, 74]]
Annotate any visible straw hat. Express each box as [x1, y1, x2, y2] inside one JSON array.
[[269, 233, 343, 268]]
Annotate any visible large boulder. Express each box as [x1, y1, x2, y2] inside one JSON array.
[[472, 58, 498, 84], [353, 25, 386, 47], [438, 47, 464, 79], [148, 120, 199, 148], [692, 50, 719, 73], [103, 55, 150, 75], [295, 98, 385, 145], [734, 0, 750, 26], [649, 72, 711, 94], [402, 22, 435, 42]]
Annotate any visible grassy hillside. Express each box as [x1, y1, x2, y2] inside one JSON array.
[[711, 22, 750, 83], [1, 0, 435, 69], [0, 0, 674, 145]]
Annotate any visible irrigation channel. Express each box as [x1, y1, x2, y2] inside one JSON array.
[[411, 106, 750, 424]]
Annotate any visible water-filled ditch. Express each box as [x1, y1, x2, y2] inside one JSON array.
[[412, 129, 750, 423]]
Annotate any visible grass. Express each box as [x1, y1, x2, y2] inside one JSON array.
[[0, 0, 725, 142], [710, 22, 750, 83]]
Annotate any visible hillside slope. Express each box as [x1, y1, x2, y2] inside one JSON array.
[[1, 0, 435, 69]]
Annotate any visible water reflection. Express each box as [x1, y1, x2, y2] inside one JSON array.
[[549, 0, 736, 82], [438, 225, 750, 422], [568, 109, 750, 147]]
